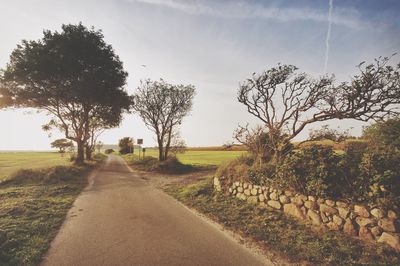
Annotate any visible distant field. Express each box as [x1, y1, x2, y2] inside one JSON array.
[[0, 152, 71, 180], [141, 149, 246, 166]]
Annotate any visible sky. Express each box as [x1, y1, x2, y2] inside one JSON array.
[[0, 0, 399, 150]]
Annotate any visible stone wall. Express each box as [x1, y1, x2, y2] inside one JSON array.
[[213, 177, 400, 251]]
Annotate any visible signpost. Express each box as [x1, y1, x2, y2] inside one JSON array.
[[137, 139, 144, 159]]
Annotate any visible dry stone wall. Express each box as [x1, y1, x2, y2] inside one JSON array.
[[213, 177, 400, 251]]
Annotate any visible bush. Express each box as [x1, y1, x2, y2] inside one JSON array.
[[276, 145, 343, 198], [104, 149, 114, 154], [125, 155, 194, 174], [92, 153, 107, 161], [363, 117, 400, 151], [359, 150, 400, 208], [215, 155, 253, 186]]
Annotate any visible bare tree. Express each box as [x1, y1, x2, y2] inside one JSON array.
[[238, 56, 400, 163], [132, 79, 195, 161]]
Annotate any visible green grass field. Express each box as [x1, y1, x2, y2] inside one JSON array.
[[0, 152, 71, 180], [141, 149, 246, 166]]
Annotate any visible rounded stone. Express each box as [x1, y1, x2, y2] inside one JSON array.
[[279, 195, 290, 204], [267, 200, 282, 210], [269, 192, 279, 201], [371, 208, 385, 219], [378, 218, 398, 233], [308, 195, 316, 202], [354, 205, 370, 218], [388, 210, 398, 220], [333, 215, 344, 226], [258, 194, 265, 202], [371, 226, 383, 237], [325, 199, 335, 207]]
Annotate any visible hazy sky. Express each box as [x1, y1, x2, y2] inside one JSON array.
[[0, 0, 399, 150]]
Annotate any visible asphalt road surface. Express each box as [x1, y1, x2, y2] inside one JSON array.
[[42, 155, 271, 266]]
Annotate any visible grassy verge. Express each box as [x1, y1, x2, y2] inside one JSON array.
[[164, 178, 400, 265], [0, 156, 104, 265], [122, 154, 214, 174]]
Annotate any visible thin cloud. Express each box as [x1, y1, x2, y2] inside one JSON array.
[[130, 0, 366, 29]]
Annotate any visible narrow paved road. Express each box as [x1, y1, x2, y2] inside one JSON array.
[[42, 155, 270, 266]]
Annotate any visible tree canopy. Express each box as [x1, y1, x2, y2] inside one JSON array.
[[50, 138, 73, 153], [0, 23, 131, 163], [132, 79, 195, 161]]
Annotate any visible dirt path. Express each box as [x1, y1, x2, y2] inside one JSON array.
[[42, 155, 273, 266]]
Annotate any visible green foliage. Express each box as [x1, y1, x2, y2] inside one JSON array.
[[363, 117, 400, 151], [277, 145, 343, 197], [359, 150, 400, 207], [118, 137, 133, 154]]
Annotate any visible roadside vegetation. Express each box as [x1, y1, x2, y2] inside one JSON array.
[[0, 153, 106, 265], [165, 178, 400, 265], [219, 118, 400, 209]]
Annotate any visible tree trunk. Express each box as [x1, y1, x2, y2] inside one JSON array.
[[164, 129, 173, 160], [85, 143, 92, 161], [158, 145, 165, 161], [76, 141, 85, 164]]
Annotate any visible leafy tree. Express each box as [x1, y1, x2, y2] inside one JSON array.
[[119, 137, 133, 154], [0, 23, 131, 163], [238, 56, 400, 163], [132, 79, 195, 161], [51, 138, 73, 153]]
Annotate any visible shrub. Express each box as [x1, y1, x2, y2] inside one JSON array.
[[359, 150, 400, 208], [276, 145, 343, 197], [92, 153, 107, 161], [363, 117, 400, 151], [215, 155, 253, 186], [126, 155, 194, 174], [104, 149, 114, 154]]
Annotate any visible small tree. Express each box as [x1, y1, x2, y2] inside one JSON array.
[[132, 79, 195, 161], [51, 138, 73, 153], [119, 137, 133, 154], [238, 56, 400, 163]]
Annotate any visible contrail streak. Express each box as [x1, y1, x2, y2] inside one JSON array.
[[324, 0, 333, 74]]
